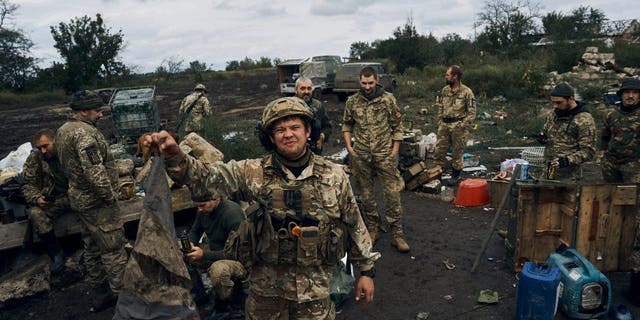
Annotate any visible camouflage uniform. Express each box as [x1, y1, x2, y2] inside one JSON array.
[[166, 151, 379, 319], [433, 84, 476, 171], [179, 91, 212, 137], [306, 98, 332, 155], [341, 88, 405, 237], [56, 118, 128, 292], [601, 102, 640, 269], [541, 102, 597, 180], [22, 150, 70, 235]]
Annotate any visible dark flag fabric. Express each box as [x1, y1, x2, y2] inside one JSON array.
[[113, 155, 200, 320]]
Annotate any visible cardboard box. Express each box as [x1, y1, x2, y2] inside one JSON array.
[[506, 182, 637, 272], [402, 161, 427, 182], [405, 165, 442, 191]]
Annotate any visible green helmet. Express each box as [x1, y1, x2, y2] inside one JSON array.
[[261, 97, 313, 130]]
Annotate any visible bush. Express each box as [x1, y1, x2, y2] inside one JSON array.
[[202, 115, 264, 161], [0, 89, 66, 106], [613, 41, 640, 68]]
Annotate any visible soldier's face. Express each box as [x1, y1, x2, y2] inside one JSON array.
[[269, 117, 311, 161], [295, 81, 313, 104], [621, 90, 640, 107], [551, 97, 570, 111], [35, 136, 55, 159], [445, 68, 456, 85], [84, 108, 103, 125], [360, 75, 378, 95], [194, 198, 220, 215]]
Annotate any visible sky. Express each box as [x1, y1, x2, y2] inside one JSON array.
[[9, 0, 640, 73]]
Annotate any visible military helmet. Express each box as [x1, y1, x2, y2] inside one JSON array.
[[69, 90, 105, 111], [261, 97, 314, 130], [617, 78, 640, 96], [194, 83, 207, 92]]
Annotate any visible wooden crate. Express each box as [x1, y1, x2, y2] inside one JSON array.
[[487, 179, 511, 209], [508, 182, 637, 272]]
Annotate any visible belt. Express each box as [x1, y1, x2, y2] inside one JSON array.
[[442, 117, 464, 123]]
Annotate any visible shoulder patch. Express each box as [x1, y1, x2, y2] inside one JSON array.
[[84, 145, 102, 165]]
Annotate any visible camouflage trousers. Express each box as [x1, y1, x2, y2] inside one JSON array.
[[245, 293, 335, 320], [601, 157, 640, 184], [28, 196, 70, 235], [208, 260, 247, 301], [78, 205, 128, 292], [351, 150, 405, 236], [434, 122, 468, 171]]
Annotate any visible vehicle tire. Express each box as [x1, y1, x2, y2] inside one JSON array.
[[312, 89, 322, 100]]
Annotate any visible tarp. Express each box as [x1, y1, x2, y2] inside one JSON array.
[[300, 61, 327, 81], [113, 155, 200, 320]]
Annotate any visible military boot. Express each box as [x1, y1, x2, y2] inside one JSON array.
[[90, 282, 117, 312], [391, 235, 410, 253], [448, 169, 461, 186], [39, 230, 65, 274]]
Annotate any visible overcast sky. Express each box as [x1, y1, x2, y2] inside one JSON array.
[[10, 0, 640, 73]]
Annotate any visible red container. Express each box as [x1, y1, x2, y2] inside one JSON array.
[[453, 179, 491, 207]]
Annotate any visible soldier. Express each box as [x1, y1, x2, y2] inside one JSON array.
[[342, 66, 410, 253], [146, 97, 379, 319], [56, 90, 128, 312], [178, 83, 213, 138], [22, 128, 69, 274], [295, 77, 333, 154], [600, 78, 640, 306], [183, 186, 246, 311], [433, 65, 476, 185], [534, 82, 597, 180]]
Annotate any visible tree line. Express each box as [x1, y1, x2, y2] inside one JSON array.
[[1, 0, 639, 94]]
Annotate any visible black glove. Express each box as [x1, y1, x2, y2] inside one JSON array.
[[558, 156, 570, 168]]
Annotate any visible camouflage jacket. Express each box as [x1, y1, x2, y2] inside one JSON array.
[[438, 83, 476, 126], [307, 98, 332, 142], [22, 151, 68, 206], [601, 104, 640, 164], [542, 102, 597, 165], [342, 89, 404, 155], [166, 151, 380, 302], [179, 92, 212, 132], [56, 119, 119, 211]]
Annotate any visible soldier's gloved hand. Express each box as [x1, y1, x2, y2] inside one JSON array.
[[529, 132, 547, 144], [558, 156, 570, 168]]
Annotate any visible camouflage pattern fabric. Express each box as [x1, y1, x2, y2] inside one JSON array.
[[541, 103, 597, 180], [165, 152, 379, 306], [601, 105, 640, 182], [22, 151, 70, 234], [307, 98, 332, 155], [179, 92, 212, 137], [245, 294, 335, 320], [56, 118, 127, 292], [341, 90, 405, 235], [433, 84, 476, 171], [208, 260, 246, 301], [114, 156, 198, 320]]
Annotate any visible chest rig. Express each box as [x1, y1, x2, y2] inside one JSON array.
[[256, 154, 345, 267]]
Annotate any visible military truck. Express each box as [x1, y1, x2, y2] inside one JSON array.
[[333, 62, 397, 101], [276, 55, 342, 98]]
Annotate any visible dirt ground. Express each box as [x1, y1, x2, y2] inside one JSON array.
[[0, 72, 639, 319]]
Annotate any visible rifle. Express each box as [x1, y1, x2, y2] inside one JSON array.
[[175, 92, 204, 133]]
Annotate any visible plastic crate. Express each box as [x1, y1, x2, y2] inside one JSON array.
[[110, 86, 159, 141]]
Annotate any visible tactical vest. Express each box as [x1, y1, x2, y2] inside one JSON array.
[[224, 154, 347, 268]]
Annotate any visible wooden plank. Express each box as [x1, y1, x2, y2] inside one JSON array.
[[612, 185, 637, 206], [488, 180, 510, 209], [514, 187, 538, 269], [0, 220, 28, 251], [619, 205, 637, 270], [603, 200, 624, 271], [575, 186, 594, 256]]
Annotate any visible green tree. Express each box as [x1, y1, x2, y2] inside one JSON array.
[[0, 0, 36, 91], [349, 41, 374, 60], [440, 33, 475, 66], [256, 56, 272, 68], [238, 57, 256, 71], [375, 17, 441, 73], [542, 6, 606, 41], [50, 13, 126, 92], [225, 60, 240, 71], [475, 0, 541, 57]]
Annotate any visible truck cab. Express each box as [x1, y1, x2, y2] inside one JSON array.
[[333, 62, 396, 101]]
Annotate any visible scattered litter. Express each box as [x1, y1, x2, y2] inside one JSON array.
[[462, 165, 487, 173], [477, 290, 499, 304], [416, 311, 430, 320], [443, 294, 454, 301], [483, 207, 494, 211], [411, 256, 416, 260], [487, 257, 495, 262], [443, 259, 456, 270]]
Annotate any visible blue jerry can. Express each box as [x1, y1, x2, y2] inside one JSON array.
[[515, 261, 561, 320], [546, 247, 611, 319]]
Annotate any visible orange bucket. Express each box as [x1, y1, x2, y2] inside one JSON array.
[[453, 179, 491, 207]]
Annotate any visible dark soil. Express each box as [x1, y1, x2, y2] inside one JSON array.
[[0, 72, 638, 319]]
